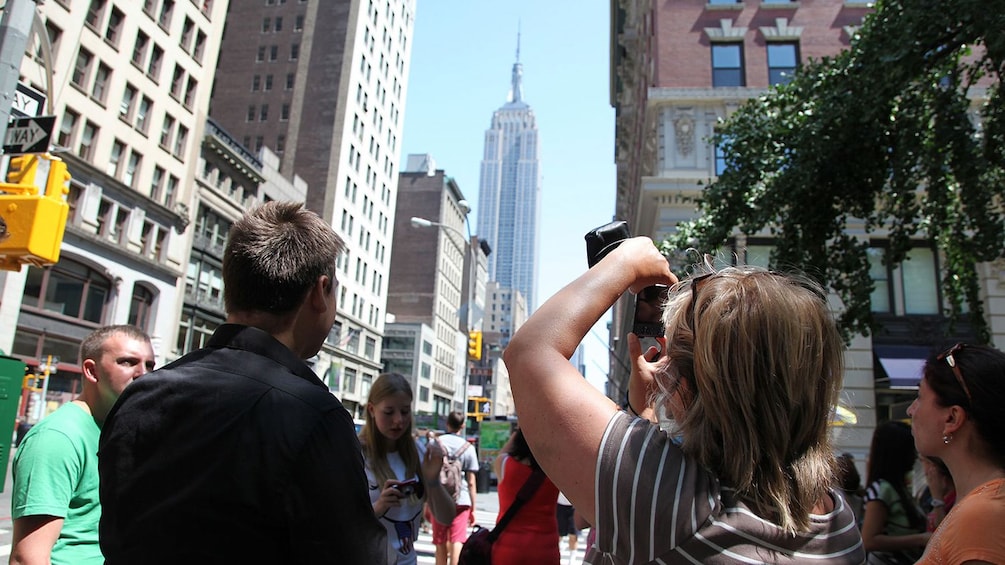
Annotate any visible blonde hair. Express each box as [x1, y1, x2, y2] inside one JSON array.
[[359, 373, 422, 501], [655, 267, 843, 533]]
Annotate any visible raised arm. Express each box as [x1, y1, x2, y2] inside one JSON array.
[[503, 237, 675, 523]]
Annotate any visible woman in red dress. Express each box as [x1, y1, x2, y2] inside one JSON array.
[[491, 428, 561, 564]]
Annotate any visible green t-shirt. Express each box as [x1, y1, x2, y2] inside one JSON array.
[[12, 402, 104, 565]]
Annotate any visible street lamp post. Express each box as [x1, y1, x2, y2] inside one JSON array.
[[410, 202, 479, 420]]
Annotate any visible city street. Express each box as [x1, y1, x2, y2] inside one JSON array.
[[0, 449, 589, 563]]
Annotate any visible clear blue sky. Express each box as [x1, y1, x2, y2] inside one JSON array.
[[400, 1, 617, 393]]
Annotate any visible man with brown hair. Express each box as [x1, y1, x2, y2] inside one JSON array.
[[10, 325, 154, 565], [99, 201, 388, 563]]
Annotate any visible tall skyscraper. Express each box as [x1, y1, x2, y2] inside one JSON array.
[[209, 0, 415, 418], [476, 37, 542, 311]]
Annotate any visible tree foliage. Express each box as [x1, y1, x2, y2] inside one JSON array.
[[668, 0, 1005, 343]]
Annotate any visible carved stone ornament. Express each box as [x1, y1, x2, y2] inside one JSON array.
[[674, 115, 696, 157]]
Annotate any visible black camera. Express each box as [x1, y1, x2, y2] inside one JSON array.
[[584, 221, 668, 337]]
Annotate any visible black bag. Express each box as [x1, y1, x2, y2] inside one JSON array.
[[457, 467, 546, 565], [457, 525, 494, 565]]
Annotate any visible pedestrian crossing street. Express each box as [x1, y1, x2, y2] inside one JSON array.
[[411, 507, 590, 564]]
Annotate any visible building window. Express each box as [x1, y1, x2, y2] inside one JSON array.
[[104, 7, 124, 45], [290, 43, 299, 60], [127, 284, 155, 331], [767, 42, 799, 86], [125, 150, 141, 187], [22, 259, 111, 323], [150, 166, 165, 200], [269, 45, 278, 61], [107, 139, 124, 176], [135, 96, 152, 133], [71, 48, 94, 88], [131, 32, 149, 67], [147, 45, 164, 81], [286, 73, 295, 89], [84, 0, 106, 29], [869, 246, 944, 315], [78, 121, 97, 159], [91, 62, 111, 103], [170, 64, 185, 99], [193, 30, 207, 62], [57, 110, 78, 148], [160, 115, 175, 148], [184, 77, 197, 108], [158, 0, 174, 29], [173, 125, 188, 157], [711, 43, 744, 87], [119, 83, 137, 121], [180, 17, 194, 51]]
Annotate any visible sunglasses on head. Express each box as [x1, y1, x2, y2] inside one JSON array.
[[936, 343, 973, 403]]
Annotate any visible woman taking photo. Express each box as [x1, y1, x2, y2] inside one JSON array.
[[909, 344, 1005, 563], [360, 372, 456, 564], [860, 420, 929, 563], [503, 238, 864, 563]]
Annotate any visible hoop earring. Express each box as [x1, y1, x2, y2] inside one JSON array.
[[943, 434, 952, 445]]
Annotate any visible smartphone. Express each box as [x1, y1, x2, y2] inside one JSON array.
[[633, 284, 669, 337]]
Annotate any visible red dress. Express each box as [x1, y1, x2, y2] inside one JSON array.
[[491, 455, 561, 565]]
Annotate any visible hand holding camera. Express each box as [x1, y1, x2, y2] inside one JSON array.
[[584, 221, 671, 337]]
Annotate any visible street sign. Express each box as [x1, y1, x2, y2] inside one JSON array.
[[3, 116, 55, 155], [11, 83, 46, 118]]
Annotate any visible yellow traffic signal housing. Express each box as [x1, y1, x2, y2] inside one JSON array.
[[0, 154, 71, 271], [3, 155, 40, 193], [467, 330, 482, 360]]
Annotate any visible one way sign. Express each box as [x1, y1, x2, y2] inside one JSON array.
[[3, 115, 55, 155]]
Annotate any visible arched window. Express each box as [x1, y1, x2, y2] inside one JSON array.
[[128, 284, 156, 331], [22, 259, 111, 323]]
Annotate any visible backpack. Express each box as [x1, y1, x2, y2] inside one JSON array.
[[439, 439, 471, 501]]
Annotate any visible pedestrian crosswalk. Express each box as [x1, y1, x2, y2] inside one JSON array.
[[411, 507, 590, 564]]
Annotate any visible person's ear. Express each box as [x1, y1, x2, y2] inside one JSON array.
[[308, 276, 330, 312], [943, 404, 967, 436], [81, 358, 99, 384]]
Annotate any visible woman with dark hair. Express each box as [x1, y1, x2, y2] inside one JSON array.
[[861, 420, 929, 563], [360, 373, 456, 564], [909, 344, 1005, 564], [491, 428, 560, 564]]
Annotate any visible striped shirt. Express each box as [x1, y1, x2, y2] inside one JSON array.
[[585, 412, 865, 564]]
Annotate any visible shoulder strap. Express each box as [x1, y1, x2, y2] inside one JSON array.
[[488, 468, 546, 541], [453, 441, 471, 458]]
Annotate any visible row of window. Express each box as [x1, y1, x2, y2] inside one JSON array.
[[255, 43, 299, 63], [245, 103, 291, 123], [711, 42, 799, 87], [250, 72, 296, 92], [18, 257, 155, 332], [260, 14, 305, 33]]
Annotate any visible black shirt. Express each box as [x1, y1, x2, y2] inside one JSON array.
[[99, 324, 388, 564]]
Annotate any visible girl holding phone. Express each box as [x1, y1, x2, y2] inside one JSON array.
[[361, 372, 456, 564]]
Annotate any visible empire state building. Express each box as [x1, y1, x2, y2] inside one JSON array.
[[476, 40, 542, 311]]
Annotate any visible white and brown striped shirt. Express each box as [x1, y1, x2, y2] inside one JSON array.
[[585, 412, 865, 565]]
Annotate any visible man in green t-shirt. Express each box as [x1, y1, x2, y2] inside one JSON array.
[[9, 325, 155, 565]]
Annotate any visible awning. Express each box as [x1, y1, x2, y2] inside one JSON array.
[[873, 345, 933, 389]]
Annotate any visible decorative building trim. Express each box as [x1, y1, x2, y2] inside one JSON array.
[[760, 18, 803, 41], [674, 113, 696, 157], [704, 19, 747, 42]]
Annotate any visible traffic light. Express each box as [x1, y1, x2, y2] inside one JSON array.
[[0, 154, 71, 271], [467, 330, 482, 360], [45, 158, 71, 197], [5, 155, 40, 191]]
